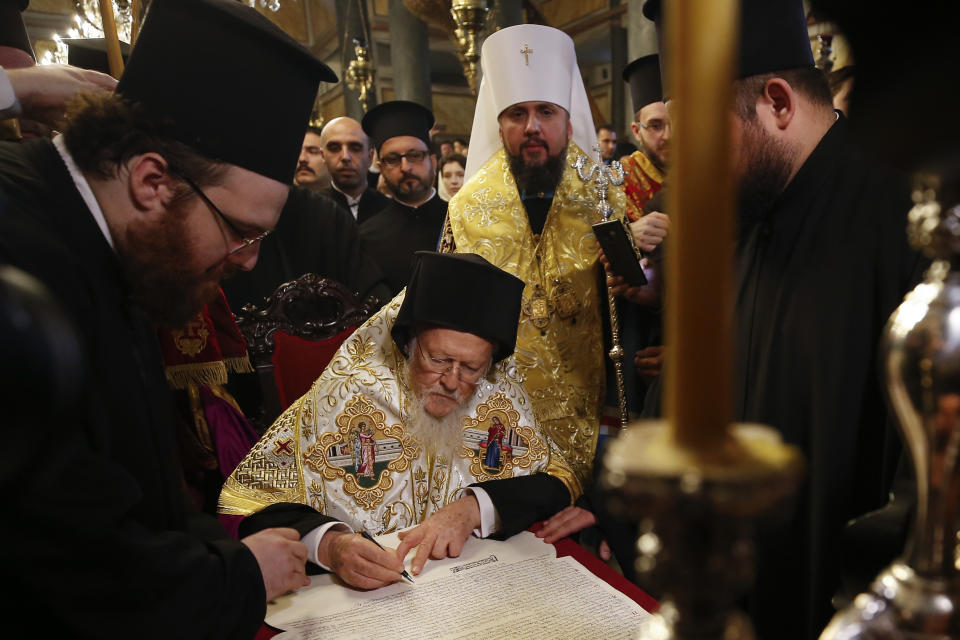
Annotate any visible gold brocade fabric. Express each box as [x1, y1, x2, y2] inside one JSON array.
[[621, 150, 665, 222], [442, 142, 626, 486], [218, 292, 580, 531]]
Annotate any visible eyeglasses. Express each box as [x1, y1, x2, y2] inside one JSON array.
[[380, 149, 429, 168], [416, 341, 488, 384], [179, 173, 273, 256], [638, 119, 670, 135]]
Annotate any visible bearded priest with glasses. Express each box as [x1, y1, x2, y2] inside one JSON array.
[[220, 251, 580, 587], [358, 100, 449, 297]]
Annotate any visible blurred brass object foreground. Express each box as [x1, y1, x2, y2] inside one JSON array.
[[820, 175, 960, 639], [604, 421, 803, 639]]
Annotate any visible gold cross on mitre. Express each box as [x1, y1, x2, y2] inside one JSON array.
[[520, 44, 533, 65]]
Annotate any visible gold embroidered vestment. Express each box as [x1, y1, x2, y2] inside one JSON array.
[[442, 142, 626, 486]]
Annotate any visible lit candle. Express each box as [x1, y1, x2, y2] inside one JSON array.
[[663, 0, 738, 452]]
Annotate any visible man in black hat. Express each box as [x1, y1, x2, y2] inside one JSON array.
[[0, 0, 338, 635], [620, 54, 669, 224], [637, 0, 925, 637], [221, 251, 579, 588], [359, 100, 447, 296]]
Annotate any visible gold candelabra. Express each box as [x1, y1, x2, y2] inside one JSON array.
[[450, 0, 489, 94], [345, 39, 375, 114], [402, 0, 489, 94]]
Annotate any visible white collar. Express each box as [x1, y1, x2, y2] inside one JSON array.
[[330, 180, 363, 206], [53, 135, 116, 251], [396, 187, 437, 210]]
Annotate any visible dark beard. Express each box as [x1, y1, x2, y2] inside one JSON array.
[[639, 141, 667, 172], [507, 145, 566, 195], [736, 119, 797, 227], [115, 203, 222, 328]]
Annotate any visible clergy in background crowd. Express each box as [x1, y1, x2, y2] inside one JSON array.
[[359, 101, 448, 296], [0, 0, 337, 635], [317, 116, 389, 224], [442, 24, 625, 489], [637, 0, 925, 636], [293, 126, 332, 190], [220, 252, 579, 586], [220, 183, 391, 311], [620, 53, 669, 223]]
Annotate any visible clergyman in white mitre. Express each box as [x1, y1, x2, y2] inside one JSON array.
[[441, 25, 626, 509], [220, 251, 580, 587]]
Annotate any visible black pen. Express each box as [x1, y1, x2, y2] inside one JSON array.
[[360, 530, 415, 583]]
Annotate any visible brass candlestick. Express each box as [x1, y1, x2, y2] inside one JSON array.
[[345, 39, 375, 114], [604, 422, 803, 639], [820, 174, 960, 639]]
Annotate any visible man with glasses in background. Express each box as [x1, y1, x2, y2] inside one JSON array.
[[221, 252, 580, 589], [359, 100, 448, 297], [0, 0, 337, 635]]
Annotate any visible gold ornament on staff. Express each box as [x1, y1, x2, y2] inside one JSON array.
[[345, 39, 375, 114], [570, 144, 630, 429]]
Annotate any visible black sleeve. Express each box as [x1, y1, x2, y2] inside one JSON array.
[[239, 502, 341, 575], [473, 472, 572, 539], [239, 501, 339, 539]]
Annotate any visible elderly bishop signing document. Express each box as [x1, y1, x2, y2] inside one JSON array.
[[220, 251, 579, 586]]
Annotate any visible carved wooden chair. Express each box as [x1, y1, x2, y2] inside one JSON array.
[[236, 274, 379, 432]]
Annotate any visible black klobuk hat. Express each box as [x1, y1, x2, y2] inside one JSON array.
[[392, 252, 525, 364], [115, 0, 337, 184], [0, 0, 34, 60], [810, 0, 960, 172], [63, 38, 131, 75], [623, 54, 662, 114], [643, 0, 814, 100], [362, 100, 434, 154]]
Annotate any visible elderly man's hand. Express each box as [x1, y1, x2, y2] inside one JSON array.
[[318, 529, 404, 590], [629, 212, 669, 252], [241, 527, 310, 601], [7, 64, 116, 130], [396, 495, 481, 576]]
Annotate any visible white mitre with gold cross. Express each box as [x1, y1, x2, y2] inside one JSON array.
[[464, 23, 597, 181]]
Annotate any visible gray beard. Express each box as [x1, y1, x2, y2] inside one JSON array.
[[403, 361, 469, 462]]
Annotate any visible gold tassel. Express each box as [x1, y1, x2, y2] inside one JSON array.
[[164, 361, 228, 390]]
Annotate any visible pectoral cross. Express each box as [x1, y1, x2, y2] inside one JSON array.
[[520, 44, 533, 65]]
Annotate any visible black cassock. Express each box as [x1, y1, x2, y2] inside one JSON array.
[[631, 116, 925, 639], [221, 185, 391, 311], [736, 117, 923, 639], [0, 139, 265, 638], [359, 193, 448, 297], [319, 184, 389, 225]]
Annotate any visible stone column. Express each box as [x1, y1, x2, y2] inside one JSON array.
[[388, 0, 433, 110], [335, 0, 376, 119]]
